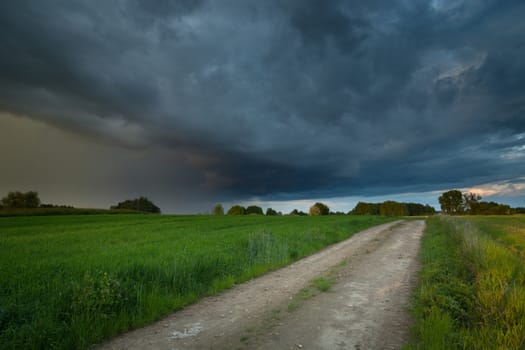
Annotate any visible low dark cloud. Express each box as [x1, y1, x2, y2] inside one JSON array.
[[1, 0, 524, 211]]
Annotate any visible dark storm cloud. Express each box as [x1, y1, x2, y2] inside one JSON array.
[[1, 0, 525, 204], [288, 0, 369, 53]]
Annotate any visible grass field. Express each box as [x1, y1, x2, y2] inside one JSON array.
[[406, 215, 525, 349], [0, 214, 393, 350]]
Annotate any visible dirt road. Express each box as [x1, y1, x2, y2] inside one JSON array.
[[97, 220, 424, 350]]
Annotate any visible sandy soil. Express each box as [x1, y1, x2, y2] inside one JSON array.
[[96, 220, 424, 350]]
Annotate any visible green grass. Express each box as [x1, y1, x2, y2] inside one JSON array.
[[0, 214, 393, 349], [406, 215, 525, 350], [287, 266, 338, 313], [312, 277, 333, 292]]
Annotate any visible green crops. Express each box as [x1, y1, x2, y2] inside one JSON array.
[[0, 214, 393, 349]]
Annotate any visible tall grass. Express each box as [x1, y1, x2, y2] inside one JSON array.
[[0, 214, 393, 349], [406, 216, 525, 349]]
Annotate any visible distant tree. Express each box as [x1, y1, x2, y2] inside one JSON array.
[[438, 190, 512, 215], [40, 204, 74, 209], [352, 201, 434, 216], [213, 204, 224, 215], [406, 203, 435, 216], [470, 201, 512, 215], [424, 205, 436, 215], [406, 203, 424, 216], [380, 201, 408, 216], [266, 207, 278, 216], [351, 202, 380, 215], [438, 190, 516, 215], [2, 191, 19, 208], [2, 191, 23, 208], [24, 191, 41, 208], [289, 209, 307, 216], [227, 205, 245, 215], [1, 191, 41, 208], [245, 205, 264, 215], [111, 196, 161, 213], [438, 190, 464, 214], [515, 207, 525, 214], [309, 202, 330, 216], [498, 204, 512, 215], [463, 192, 482, 214]]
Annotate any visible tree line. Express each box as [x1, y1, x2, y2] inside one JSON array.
[[0, 191, 41, 208], [3, 189, 522, 217], [438, 189, 524, 215], [351, 201, 436, 216], [214, 201, 434, 217], [214, 202, 333, 216], [1, 191, 161, 214], [213, 204, 283, 216]]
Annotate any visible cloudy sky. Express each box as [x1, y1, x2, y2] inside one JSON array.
[[1, 0, 524, 213]]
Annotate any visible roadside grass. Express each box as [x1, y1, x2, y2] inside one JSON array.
[[405, 215, 525, 349], [0, 214, 394, 350]]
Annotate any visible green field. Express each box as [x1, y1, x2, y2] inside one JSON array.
[[406, 215, 525, 349], [0, 214, 393, 349]]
